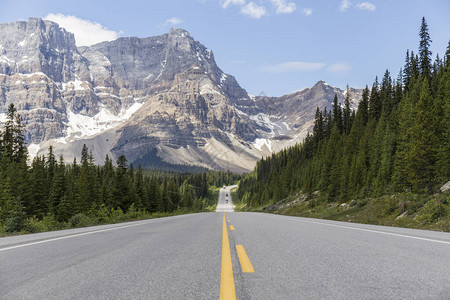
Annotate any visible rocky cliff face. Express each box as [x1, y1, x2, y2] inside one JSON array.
[[0, 18, 361, 172], [110, 66, 259, 164]]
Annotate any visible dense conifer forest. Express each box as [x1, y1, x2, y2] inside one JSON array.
[[0, 106, 239, 233], [238, 18, 450, 217]]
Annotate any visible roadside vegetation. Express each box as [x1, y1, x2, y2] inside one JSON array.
[[235, 190, 450, 232], [237, 18, 450, 231]]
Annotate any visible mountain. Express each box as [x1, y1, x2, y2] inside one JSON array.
[[0, 18, 361, 172]]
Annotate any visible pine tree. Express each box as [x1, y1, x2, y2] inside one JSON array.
[[112, 155, 131, 211], [48, 155, 67, 214], [147, 177, 161, 212], [29, 156, 49, 217], [445, 40, 450, 64], [393, 70, 403, 107], [1, 104, 27, 163], [368, 77, 382, 120], [410, 51, 420, 80], [46, 146, 56, 181], [332, 94, 343, 133], [313, 107, 324, 145], [1, 177, 25, 232], [380, 69, 393, 116], [343, 86, 352, 134], [403, 50, 412, 89], [407, 79, 438, 193], [419, 17, 432, 79], [358, 86, 370, 125], [435, 59, 450, 182]]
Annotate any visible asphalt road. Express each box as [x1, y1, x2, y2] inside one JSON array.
[[1, 186, 449, 299], [216, 185, 236, 212]]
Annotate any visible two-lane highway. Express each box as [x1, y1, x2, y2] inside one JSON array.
[[216, 185, 236, 212], [1, 186, 450, 299]]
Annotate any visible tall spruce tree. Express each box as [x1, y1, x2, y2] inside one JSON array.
[[343, 86, 352, 134], [368, 77, 382, 120], [419, 17, 432, 79], [403, 50, 412, 89], [332, 94, 343, 133], [407, 79, 438, 193]]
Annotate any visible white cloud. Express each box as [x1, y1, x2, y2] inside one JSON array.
[[303, 8, 313, 16], [241, 2, 267, 19], [270, 0, 296, 14], [164, 17, 183, 26], [261, 61, 326, 74], [221, 0, 245, 9], [327, 63, 351, 74], [355, 2, 376, 11], [44, 13, 120, 47], [340, 0, 351, 12]]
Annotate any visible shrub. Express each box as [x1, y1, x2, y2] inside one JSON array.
[[4, 213, 25, 233], [23, 216, 47, 233], [69, 213, 96, 228], [108, 207, 125, 223], [357, 198, 368, 207], [416, 200, 440, 224]]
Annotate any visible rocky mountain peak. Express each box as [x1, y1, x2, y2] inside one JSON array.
[[0, 18, 362, 172], [0, 17, 80, 83], [168, 27, 191, 38], [313, 80, 327, 87], [310, 80, 333, 92]]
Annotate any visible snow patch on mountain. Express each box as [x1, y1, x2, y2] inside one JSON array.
[[253, 138, 272, 152], [235, 108, 248, 116], [0, 113, 7, 122], [18, 38, 27, 47], [62, 79, 89, 91], [66, 102, 143, 140], [27, 143, 40, 161], [220, 73, 228, 83], [249, 112, 294, 136], [250, 113, 275, 129], [200, 82, 223, 96]]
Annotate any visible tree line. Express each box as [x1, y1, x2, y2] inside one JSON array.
[[238, 18, 449, 208], [0, 105, 239, 233]]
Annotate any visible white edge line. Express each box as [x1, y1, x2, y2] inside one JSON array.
[[269, 214, 450, 245], [0, 215, 188, 252]]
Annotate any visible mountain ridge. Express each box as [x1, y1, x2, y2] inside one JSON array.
[[0, 18, 361, 172]]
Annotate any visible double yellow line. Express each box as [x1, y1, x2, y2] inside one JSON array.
[[220, 213, 254, 299], [220, 213, 236, 300]]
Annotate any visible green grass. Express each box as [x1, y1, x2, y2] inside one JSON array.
[[0, 207, 205, 238], [231, 187, 250, 211], [0, 191, 224, 237], [248, 191, 450, 232]]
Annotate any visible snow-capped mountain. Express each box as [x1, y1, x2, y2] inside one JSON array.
[[0, 18, 361, 172]]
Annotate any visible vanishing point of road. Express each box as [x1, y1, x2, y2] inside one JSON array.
[[1, 186, 450, 299]]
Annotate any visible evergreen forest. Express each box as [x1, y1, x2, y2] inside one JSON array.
[[0, 105, 239, 234], [238, 18, 450, 226]]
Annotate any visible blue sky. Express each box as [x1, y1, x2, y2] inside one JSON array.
[[0, 0, 449, 96]]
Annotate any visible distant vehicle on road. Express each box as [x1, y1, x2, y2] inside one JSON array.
[[223, 185, 226, 189], [226, 193, 228, 196]]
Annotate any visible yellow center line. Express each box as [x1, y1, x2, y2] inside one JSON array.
[[236, 245, 255, 273], [230, 225, 235, 230], [220, 213, 236, 300]]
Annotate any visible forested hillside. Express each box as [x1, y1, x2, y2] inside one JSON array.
[[238, 18, 449, 215], [0, 106, 239, 234]]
